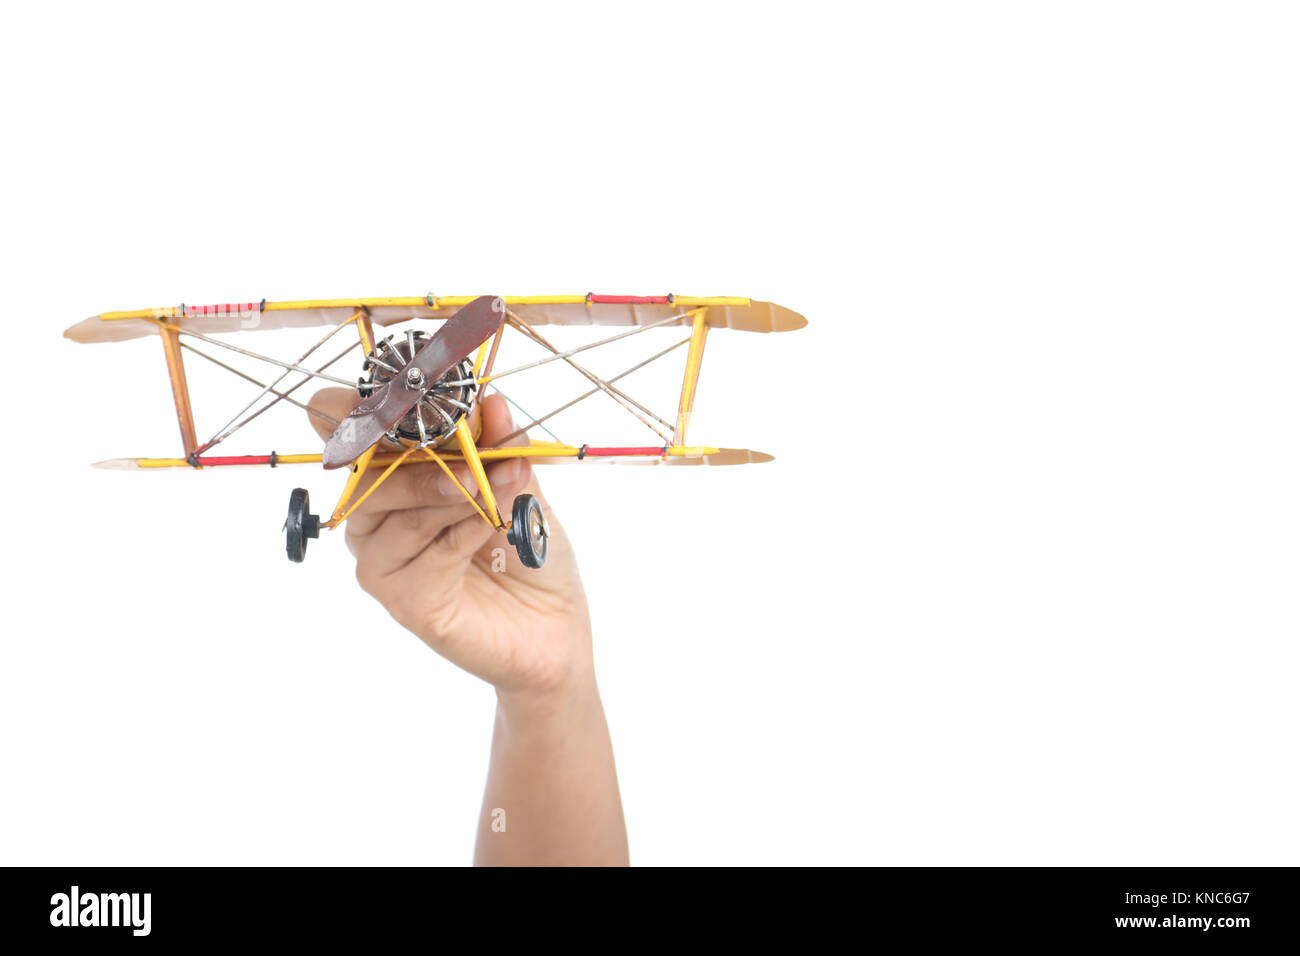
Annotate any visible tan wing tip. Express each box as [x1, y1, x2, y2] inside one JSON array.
[[776, 307, 809, 331], [64, 316, 100, 342], [91, 458, 143, 470], [702, 448, 775, 465], [64, 314, 156, 344], [745, 301, 807, 333]]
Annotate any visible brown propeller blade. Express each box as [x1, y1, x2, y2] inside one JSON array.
[[322, 295, 504, 469]]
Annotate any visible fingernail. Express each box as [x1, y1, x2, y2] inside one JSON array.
[[500, 460, 521, 485], [438, 474, 462, 495]]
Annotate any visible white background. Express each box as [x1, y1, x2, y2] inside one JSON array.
[[2, 2, 1297, 865]]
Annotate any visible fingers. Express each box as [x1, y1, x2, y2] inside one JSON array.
[[348, 446, 534, 576], [345, 501, 479, 568], [304, 385, 537, 568], [483, 455, 529, 503], [415, 455, 534, 568], [478, 391, 531, 448], [306, 384, 404, 450], [306, 388, 356, 442], [344, 458, 485, 518], [306, 389, 532, 517], [306, 386, 473, 513], [333, 382, 581, 602], [477, 392, 532, 507]]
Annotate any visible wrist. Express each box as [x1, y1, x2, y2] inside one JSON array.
[[496, 667, 600, 728]]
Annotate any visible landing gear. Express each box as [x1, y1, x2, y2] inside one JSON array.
[[506, 494, 548, 569], [285, 488, 320, 563]]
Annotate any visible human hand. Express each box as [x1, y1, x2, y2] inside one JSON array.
[[306, 389, 593, 702]]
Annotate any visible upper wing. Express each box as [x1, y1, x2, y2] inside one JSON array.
[[63, 295, 806, 344]]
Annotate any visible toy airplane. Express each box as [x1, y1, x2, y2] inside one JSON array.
[[65, 294, 807, 568]]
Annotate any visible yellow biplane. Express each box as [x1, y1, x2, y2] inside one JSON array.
[[65, 294, 807, 567]]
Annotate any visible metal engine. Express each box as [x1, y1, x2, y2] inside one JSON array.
[[357, 330, 477, 446]]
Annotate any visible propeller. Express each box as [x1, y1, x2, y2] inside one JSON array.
[[322, 295, 504, 469]]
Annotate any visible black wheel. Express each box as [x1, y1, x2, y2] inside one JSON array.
[[285, 488, 320, 563], [505, 493, 548, 569]]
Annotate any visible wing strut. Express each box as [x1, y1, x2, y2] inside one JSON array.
[[673, 307, 710, 445], [158, 322, 198, 458]]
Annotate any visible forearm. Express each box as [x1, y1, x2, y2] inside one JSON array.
[[474, 674, 628, 866]]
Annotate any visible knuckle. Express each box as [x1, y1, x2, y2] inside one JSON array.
[[399, 506, 441, 534], [354, 561, 378, 592], [441, 520, 467, 553], [421, 602, 459, 642], [412, 466, 450, 502]]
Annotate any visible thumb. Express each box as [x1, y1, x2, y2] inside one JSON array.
[[306, 387, 361, 442]]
